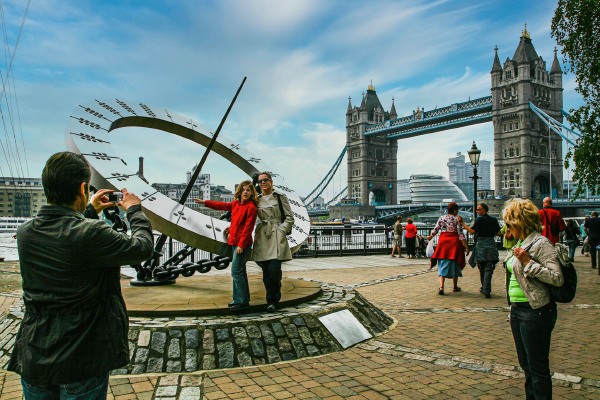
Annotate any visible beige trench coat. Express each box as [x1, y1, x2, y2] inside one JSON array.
[[252, 192, 294, 262]]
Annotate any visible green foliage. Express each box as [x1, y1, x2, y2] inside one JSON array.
[[551, 0, 600, 197]]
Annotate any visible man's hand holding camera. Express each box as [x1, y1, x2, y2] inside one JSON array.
[[90, 188, 142, 213]]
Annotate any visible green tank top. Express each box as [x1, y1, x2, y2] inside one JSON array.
[[506, 240, 528, 303]]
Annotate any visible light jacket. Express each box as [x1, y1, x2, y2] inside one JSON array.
[[8, 204, 153, 385], [504, 231, 564, 309], [252, 192, 294, 262]]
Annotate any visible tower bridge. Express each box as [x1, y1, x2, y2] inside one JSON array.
[[307, 26, 589, 219]]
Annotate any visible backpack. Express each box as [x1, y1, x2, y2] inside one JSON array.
[[550, 242, 577, 303]]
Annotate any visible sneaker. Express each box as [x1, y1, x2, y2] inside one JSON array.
[[229, 303, 250, 311], [266, 304, 277, 313]]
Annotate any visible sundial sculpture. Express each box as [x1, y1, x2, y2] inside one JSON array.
[[66, 79, 310, 285]]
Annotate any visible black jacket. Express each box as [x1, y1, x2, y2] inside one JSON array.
[[8, 204, 153, 384]]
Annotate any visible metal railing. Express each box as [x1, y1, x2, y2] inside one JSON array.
[[155, 225, 500, 261]]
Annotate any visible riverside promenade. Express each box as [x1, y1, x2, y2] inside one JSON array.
[[1, 251, 600, 399]]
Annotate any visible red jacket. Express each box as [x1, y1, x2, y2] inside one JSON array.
[[405, 223, 418, 239], [204, 199, 257, 250], [538, 206, 566, 245]]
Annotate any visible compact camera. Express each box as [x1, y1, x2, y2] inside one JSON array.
[[108, 192, 123, 203]]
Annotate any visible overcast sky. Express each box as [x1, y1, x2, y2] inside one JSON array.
[[0, 0, 583, 201]]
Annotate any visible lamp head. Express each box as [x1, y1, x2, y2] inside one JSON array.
[[468, 141, 481, 166]]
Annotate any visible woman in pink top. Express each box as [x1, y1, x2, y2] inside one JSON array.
[[405, 218, 418, 259]]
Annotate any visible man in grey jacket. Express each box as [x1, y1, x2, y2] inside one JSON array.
[[8, 152, 154, 399], [252, 172, 294, 313]]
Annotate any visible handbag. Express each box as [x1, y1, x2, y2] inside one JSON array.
[[426, 238, 435, 257]]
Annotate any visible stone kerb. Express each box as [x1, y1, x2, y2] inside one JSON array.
[[0, 286, 393, 375]]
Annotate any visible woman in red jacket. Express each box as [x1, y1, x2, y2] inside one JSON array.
[[195, 180, 258, 310], [405, 218, 418, 259]]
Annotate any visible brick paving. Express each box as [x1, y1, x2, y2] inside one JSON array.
[[1, 251, 600, 399]]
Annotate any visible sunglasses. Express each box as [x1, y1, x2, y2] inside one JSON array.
[[258, 178, 271, 184]]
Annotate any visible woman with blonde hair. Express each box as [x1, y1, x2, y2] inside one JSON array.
[[503, 198, 563, 399], [195, 180, 258, 311]]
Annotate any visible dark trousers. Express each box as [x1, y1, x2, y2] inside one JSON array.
[[406, 237, 416, 257], [510, 302, 557, 400], [589, 237, 599, 268], [257, 259, 282, 305], [477, 260, 496, 295]]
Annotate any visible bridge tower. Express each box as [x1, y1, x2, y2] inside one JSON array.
[[346, 83, 398, 206], [491, 25, 564, 199]]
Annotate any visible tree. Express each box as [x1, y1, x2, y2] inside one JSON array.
[[551, 0, 600, 197]]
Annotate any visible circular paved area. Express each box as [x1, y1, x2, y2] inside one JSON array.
[[122, 276, 322, 316]]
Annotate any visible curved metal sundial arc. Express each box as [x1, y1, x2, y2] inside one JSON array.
[[66, 99, 310, 255]]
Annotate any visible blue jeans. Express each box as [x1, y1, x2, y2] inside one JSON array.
[[510, 302, 557, 400], [21, 373, 109, 400], [566, 240, 577, 261], [257, 259, 282, 305], [230, 245, 250, 305]]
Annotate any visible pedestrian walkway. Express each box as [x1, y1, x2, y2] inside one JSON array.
[[1, 250, 600, 399]]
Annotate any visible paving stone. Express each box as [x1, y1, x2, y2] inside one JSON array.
[[146, 357, 164, 373], [244, 325, 261, 340], [217, 341, 234, 368], [251, 338, 266, 357], [203, 329, 215, 353], [137, 330, 151, 347], [260, 324, 276, 344], [185, 349, 198, 371], [202, 354, 216, 370], [232, 326, 249, 348], [168, 329, 182, 338], [266, 345, 282, 363], [151, 331, 167, 354], [168, 338, 181, 358], [185, 329, 200, 349], [166, 360, 182, 372], [216, 328, 229, 341], [272, 322, 286, 337], [134, 348, 149, 364], [237, 351, 253, 367]]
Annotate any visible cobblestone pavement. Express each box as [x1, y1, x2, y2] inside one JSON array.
[[1, 250, 600, 399]]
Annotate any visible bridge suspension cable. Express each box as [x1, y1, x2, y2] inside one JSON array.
[[325, 186, 347, 207], [528, 101, 581, 146], [304, 147, 346, 207]]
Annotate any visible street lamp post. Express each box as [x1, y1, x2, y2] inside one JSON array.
[[468, 141, 481, 221]]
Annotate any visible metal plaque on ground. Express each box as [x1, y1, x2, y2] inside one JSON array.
[[318, 309, 372, 348]]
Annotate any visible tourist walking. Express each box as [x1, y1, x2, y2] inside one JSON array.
[[564, 219, 580, 262], [195, 180, 258, 310], [252, 172, 295, 312], [405, 218, 418, 259], [8, 152, 154, 399], [503, 198, 563, 399], [581, 216, 590, 256], [538, 197, 566, 244], [427, 202, 468, 295], [584, 211, 600, 271], [390, 216, 404, 257], [460, 203, 501, 298]]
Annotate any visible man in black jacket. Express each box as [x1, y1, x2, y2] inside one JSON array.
[[8, 152, 154, 399]]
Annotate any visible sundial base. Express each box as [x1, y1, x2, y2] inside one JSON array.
[[130, 278, 176, 287]]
